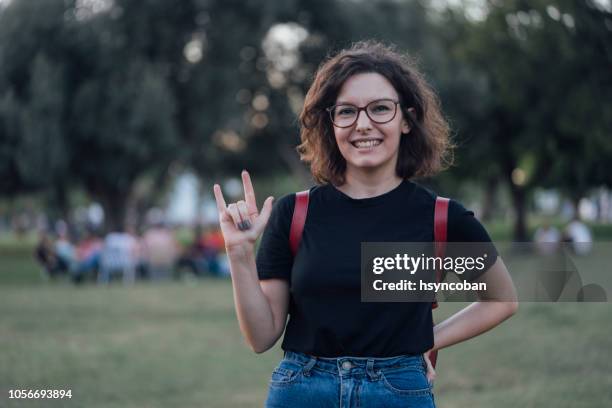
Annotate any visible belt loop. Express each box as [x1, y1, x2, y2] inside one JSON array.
[[366, 359, 379, 381], [302, 355, 317, 377]]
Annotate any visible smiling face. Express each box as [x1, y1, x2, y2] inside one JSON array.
[[332, 72, 411, 179]]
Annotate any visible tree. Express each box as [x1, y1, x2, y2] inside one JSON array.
[[0, 0, 187, 230], [435, 0, 612, 239]]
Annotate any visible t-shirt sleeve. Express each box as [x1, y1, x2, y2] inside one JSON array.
[[446, 199, 498, 282], [256, 193, 295, 281]]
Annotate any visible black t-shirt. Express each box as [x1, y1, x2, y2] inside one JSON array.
[[256, 179, 497, 357]]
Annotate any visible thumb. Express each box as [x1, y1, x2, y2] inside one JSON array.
[[254, 196, 274, 230]]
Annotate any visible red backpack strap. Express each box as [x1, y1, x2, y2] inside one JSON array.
[[430, 196, 449, 368], [434, 196, 450, 270], [432, 196, 449, 309], [289, 190, 310, 256]]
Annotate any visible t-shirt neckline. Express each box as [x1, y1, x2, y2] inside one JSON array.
[[329, 179, 414, 207]]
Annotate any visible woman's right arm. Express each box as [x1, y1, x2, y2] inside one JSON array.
[[214, 171, 290, 353], [227, 248, 289, 353]]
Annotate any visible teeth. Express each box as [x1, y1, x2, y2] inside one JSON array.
[[354, 140, 382, 148]]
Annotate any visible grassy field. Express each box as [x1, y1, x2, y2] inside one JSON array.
[[1, 237, 612, 407]]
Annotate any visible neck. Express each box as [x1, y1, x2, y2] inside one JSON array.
[[336, 166, 403, 199]]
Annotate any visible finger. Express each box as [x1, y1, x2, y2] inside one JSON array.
[[241, 170, 258, 217], [423, 352, 432, 377], [213, 184, 227, 213], [236, 201, 251, 229], [427, 367, 436, 382], [253, 196, 274, 231], [217, 207, 233, 224], [226, 203, 243, 228], [424, 357, 436, 383]]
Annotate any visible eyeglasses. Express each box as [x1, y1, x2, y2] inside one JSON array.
[[326, 99, 400, 128]]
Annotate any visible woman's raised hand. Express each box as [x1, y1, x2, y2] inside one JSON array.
[[213, 170, 274, 255]]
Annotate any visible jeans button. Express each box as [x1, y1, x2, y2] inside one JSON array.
[[342, 361, 352, 370]]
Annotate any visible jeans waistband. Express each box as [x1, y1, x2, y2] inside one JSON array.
[[283, 350, 425, 377]]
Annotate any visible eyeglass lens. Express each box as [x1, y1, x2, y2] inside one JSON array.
[[330, 100, 397, 127]]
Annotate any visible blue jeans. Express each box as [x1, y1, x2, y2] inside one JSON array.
[[265, 351, 436, 408]]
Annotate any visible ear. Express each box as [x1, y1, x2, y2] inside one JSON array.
[[401, 120, 411, 134], [401, 107, 416, 134]]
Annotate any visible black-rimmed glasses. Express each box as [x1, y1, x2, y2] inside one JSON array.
[[326, 99, 400, 128]]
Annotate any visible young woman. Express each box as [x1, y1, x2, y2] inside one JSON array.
[[213, 41, 518, 408]]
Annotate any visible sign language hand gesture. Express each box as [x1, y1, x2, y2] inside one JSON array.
[[213, 170, 274, 255]]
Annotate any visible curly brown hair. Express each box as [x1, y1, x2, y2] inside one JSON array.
[[297, 41, 453, 185]]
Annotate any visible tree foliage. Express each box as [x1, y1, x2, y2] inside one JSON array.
[[1, 0, 610, 237]]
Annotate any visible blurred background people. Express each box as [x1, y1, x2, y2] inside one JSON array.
[[54, 221, 76, 274], [176, 225, 229, 278], [98, 226, 140, 284], [71, 228, 103, 283], [563, 217, 593, 256], [141, 221, 179, 281], [34, 230, 66, 278], [533, 219, 561, 256]]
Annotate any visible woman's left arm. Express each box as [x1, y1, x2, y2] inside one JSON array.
[[424, 257, 519, 381], [433, 256, 518, 350]]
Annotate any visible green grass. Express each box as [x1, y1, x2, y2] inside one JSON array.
[[0, 282, 283, 408], [1, 231, 612, 407]]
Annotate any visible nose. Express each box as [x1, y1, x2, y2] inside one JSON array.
[[355, 109, 372, 131]]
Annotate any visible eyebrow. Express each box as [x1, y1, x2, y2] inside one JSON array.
[[335, 98, 395, 105]]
